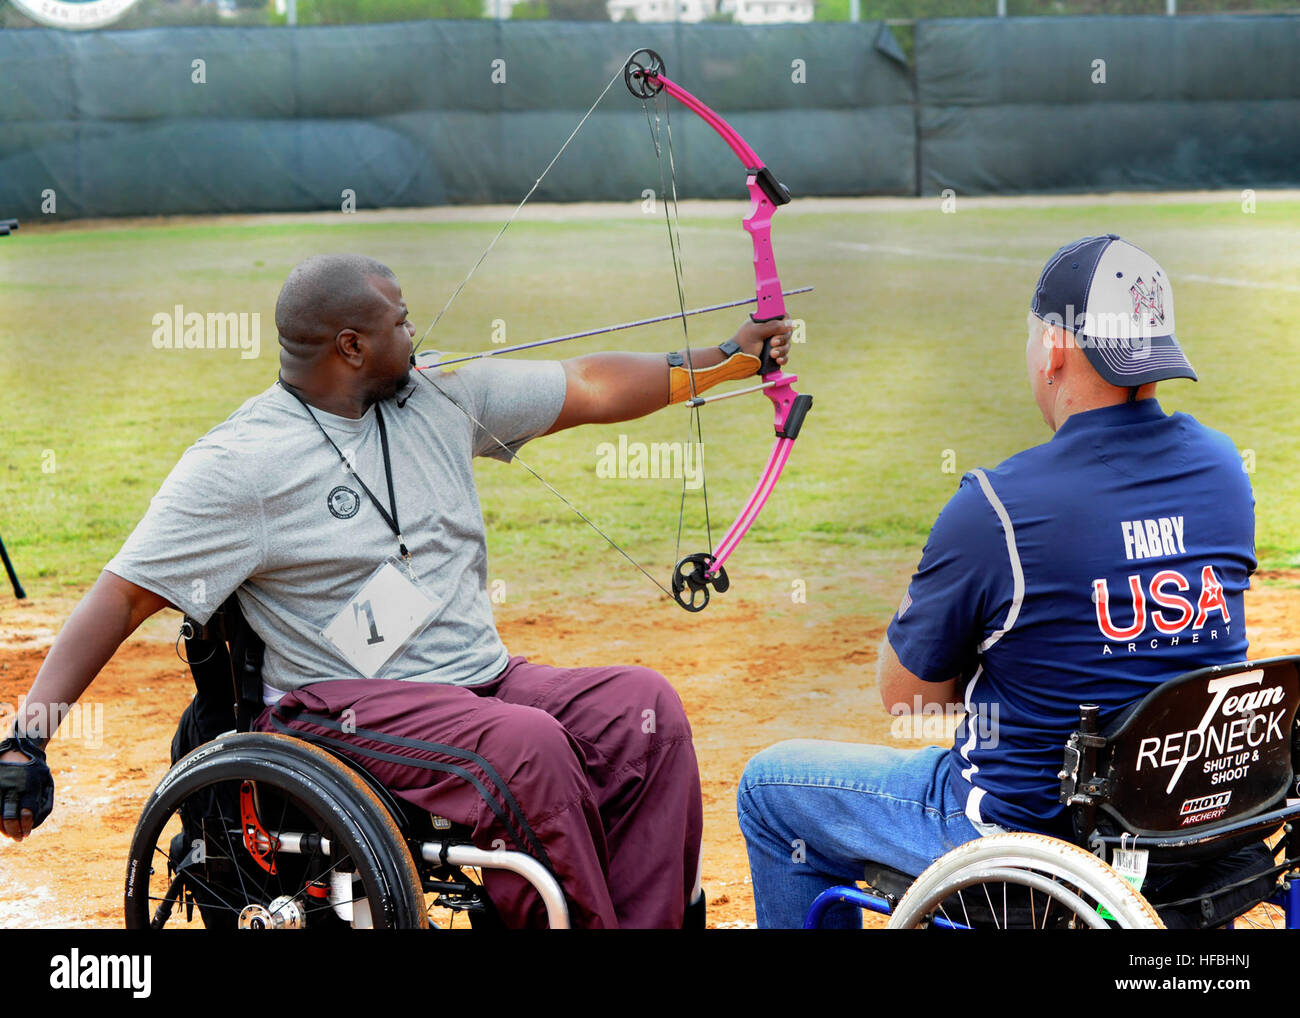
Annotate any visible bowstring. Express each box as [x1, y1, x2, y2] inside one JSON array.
[[412, 56, 632, 360], [414, 370, 675, 602], [642, 89, 714, 573], [408, 53, 697, 605]]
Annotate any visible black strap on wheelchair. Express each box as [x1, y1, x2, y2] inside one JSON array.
[[1143, 848, 1289, 929], [180, 595, 266, 746]]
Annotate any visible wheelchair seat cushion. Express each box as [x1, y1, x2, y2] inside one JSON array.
[[862, 863, 916, 902]]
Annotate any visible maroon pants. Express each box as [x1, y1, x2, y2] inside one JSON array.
[[254, 656, 702, 929]]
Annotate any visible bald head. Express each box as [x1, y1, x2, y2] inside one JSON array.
[[275, 254, 397, 360], [275, 254, 416, 418]]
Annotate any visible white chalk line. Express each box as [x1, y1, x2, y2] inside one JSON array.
[[827, 240, 1300, 294]]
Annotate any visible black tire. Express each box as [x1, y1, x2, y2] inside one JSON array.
[[125, 733, 427, 929]]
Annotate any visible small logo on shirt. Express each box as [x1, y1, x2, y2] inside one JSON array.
[[328, 486, 361, 519]]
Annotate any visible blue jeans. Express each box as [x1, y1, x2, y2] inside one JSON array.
[[737, 740, 984, 928]]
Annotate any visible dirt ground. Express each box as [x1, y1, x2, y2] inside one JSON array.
[[2, 573, 1299, 929]]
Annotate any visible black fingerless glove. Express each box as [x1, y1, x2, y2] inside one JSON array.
[[0, 734, 55, 830]]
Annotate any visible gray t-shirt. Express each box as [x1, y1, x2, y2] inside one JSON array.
[[105, 359, 566, 700]]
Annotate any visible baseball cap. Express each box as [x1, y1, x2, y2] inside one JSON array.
[[1030, 234, 1196, 386]]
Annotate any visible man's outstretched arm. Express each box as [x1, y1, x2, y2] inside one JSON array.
[[544, 317, 792, 434], [1, 571, 170, 839]]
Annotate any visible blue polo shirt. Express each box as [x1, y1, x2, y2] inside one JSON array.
[[886, 399, 1255, 836]]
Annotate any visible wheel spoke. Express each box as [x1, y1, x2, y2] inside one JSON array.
[[1041, 883, 1054, 928], [147, 841, 244, 916], [981, 881, 1001, 930], [886, 834, 1164, 929], [128, 736, 433, 929], [212, 790, 258, 906]]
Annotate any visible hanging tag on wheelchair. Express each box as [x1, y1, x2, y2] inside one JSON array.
[[321, 556, 440, 677], [1111, 847, 1148, 889], [1097, 847, 1148, 921]]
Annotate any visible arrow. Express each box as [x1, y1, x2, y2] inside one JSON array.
[[415, 286, 811, 371]]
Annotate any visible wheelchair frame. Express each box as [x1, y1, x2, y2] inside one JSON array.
[[804, 656, 1300, 930], [126, 730, 572, 929], [124, 596, 573, 930]]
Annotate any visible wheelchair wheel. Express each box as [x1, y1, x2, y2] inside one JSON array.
[[125, 733, 428, 929], [887, 833, 1165, 929]]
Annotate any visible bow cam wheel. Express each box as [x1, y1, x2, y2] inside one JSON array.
[[625, 49, 666, 99]]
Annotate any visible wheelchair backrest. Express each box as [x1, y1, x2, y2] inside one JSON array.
[[178, 593, 266, 748], [1094, 657, 1300, 836]]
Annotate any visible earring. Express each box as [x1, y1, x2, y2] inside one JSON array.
[[1047, 375, 1055, 386]]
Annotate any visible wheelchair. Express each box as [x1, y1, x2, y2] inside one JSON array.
[[123, 596, 570, 929], [805, 656, 1300, 930]]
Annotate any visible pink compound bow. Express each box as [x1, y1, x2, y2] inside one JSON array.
[[411, 48, 813, 612], [625, 49, 814, 611]]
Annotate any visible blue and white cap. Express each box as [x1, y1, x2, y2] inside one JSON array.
[[1031, 234, 1196, 386]]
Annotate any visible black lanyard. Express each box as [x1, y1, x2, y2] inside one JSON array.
[[278, 377, 409, 560]]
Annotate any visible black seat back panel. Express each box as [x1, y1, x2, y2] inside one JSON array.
[[1100, 657, 1300, 836]]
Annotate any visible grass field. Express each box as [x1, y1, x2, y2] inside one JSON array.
[[3, 192, 1299, 620]]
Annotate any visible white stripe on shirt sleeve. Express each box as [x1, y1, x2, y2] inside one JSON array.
[[970, 468, 1025, 653]]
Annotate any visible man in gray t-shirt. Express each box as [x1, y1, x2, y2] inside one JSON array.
[[2, 253, 793, 929], [104, 350, 560, 699]]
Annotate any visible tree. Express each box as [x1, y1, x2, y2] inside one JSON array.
[[293, 0, 483, 23], [545, 0, 609, 19], [510, 0, 551, 16]]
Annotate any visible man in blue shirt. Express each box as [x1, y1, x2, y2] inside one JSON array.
[[737, 235, 1255, 927]]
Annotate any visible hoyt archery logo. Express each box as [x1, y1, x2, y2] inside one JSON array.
[[1180, 790, 1231, 818], [1130, 276, 1165, 328]]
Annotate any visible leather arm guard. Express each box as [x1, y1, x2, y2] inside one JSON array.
[[667, 340, 761, 405]]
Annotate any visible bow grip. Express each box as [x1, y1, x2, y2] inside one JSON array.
[[751, 313, 786, 377]]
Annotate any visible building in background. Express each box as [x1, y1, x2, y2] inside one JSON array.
[[605, 0, 812, 21], [482, 0, 531, 15], [717, 0, 813, 22], [606, 0, 714, 19]]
